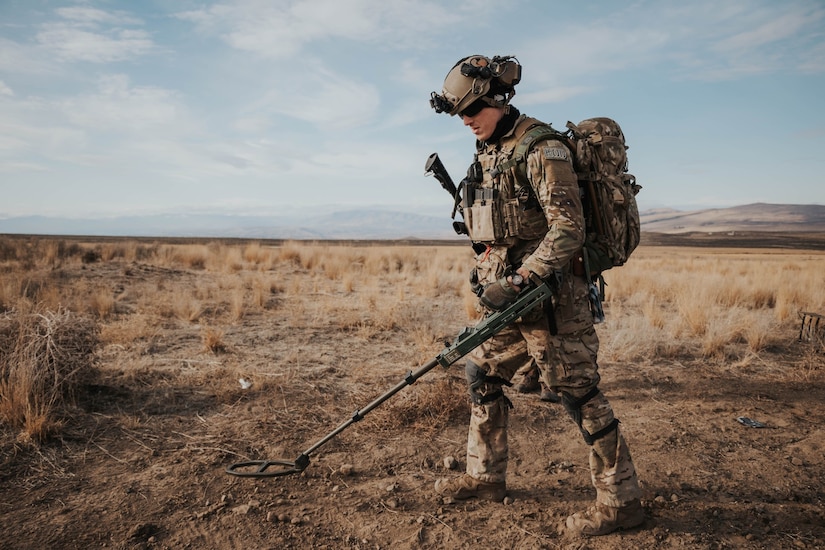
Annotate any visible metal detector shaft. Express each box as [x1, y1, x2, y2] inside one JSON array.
[[226, 279, 555, 478]]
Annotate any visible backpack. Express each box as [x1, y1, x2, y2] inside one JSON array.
[[509, 117, 642, 279]]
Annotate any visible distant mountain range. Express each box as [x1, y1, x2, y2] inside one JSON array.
[[640, 203, 825, 233], [0, 209, 459, 240], [1, 203, 823, 239]]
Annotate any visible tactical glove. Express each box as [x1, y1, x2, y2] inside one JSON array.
[[479, 275, 522, 311]]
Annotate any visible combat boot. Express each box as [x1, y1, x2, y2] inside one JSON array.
[[514, 370, 540, 393], [566, 499, 644, 536], [539, 383, 560, 403], [434, 474, 506, 502]]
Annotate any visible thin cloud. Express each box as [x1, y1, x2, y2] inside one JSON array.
[[36, 5, 155, 63], [520, 0, 825, 86], [248, 66, 380, 130], [175, 0, 476, 57], [716, 11, 816, 52], [60, 74, 188, 133], [55, 6, 144, 26]]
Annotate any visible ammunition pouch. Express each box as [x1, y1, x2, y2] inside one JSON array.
[[463, 184, 547, 244]]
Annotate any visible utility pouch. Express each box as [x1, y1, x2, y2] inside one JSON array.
[[465, 203, 496, 242], [465, 187, 500, 242], [503, 198, 547, 240]]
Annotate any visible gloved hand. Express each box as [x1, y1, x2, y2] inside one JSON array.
[[479, 275, 523, 311]]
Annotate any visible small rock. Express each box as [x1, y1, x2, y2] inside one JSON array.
[[266, 511, 276, 522], [670, 494, 679, 502], [231, 504, 251, 515], [503, 496, 514, 505], [339, 463, 355, 476], [654, 496, 667, 505], [290, 516, 302, 525], [386, 498, 399, 509], [443, 456, 458, 470], [791, 457, 804, 466], [278, 513, 289, 522]]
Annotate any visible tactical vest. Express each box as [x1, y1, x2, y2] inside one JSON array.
[[463, 116, 562, 245]]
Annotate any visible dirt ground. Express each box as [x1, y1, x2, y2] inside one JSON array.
[[1, 242, 824, 550]]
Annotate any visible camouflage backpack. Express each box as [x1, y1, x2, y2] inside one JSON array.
[[509, 117, 642, 278]]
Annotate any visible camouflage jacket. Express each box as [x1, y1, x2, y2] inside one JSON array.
[[467, 114, 585, 281]]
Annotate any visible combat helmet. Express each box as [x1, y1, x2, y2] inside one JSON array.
[[430, 55, 521, 116]]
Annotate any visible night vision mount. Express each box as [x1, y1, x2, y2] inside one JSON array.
[[430, 55, 522, 115]]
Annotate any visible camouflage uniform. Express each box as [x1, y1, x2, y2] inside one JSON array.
[[459, 114, 641, 510]]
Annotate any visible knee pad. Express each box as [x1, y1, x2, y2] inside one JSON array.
[[561, 387, 619, 445], [464, 360, 512, 407]]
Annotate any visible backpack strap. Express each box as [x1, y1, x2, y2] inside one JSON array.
[[489, 123, 565, 182]]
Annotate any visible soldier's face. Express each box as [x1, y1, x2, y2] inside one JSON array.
[[462, 106, 505, 141]]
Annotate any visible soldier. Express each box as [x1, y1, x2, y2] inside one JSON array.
[[429, 55, 644, 536]]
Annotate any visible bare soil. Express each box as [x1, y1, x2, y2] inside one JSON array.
[[1, 242, 824, 550]]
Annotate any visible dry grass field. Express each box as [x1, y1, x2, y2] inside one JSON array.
[[1, 235, 823, 549]]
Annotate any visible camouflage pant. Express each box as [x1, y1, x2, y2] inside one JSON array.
[[465, 272, 641, 508]]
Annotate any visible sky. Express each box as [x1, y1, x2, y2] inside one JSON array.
[[1, 0, 824, 221]]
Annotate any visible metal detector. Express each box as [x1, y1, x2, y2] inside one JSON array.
[[226, 279, 555, 478]]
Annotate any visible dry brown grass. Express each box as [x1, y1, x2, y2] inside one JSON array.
[[365, 377, 469, 434], [600, 247, 825, 362], [1, 236, 822, 446]]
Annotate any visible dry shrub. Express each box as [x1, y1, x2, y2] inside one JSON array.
[[218, 247, 245, 273], [277, 241, 305, 265], [99, 314, 156, 346], [0, 236, 19, 262], [321, 253, 355, 280], [247, 273, 280, 310], [641, 295, 666, 330], [676, 297, 710, 337], [793, 344, 824, 382], [740, 311, 776, 353], [600, 314, 659, 362], [229, 287, 245, 323], [701, 312, 736, 358], [86, 286, 116, 319], [243, 242, 274, 266], [365, 377, 468, 434], [202, 327, 228, 354], [0, 308, 98, 441]]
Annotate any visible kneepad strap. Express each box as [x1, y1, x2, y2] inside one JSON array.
[[561, 387, 619, 445], [465, 361, 513, 408]]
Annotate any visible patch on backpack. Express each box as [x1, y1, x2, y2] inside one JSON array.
[[542, 147, 569, 161]]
